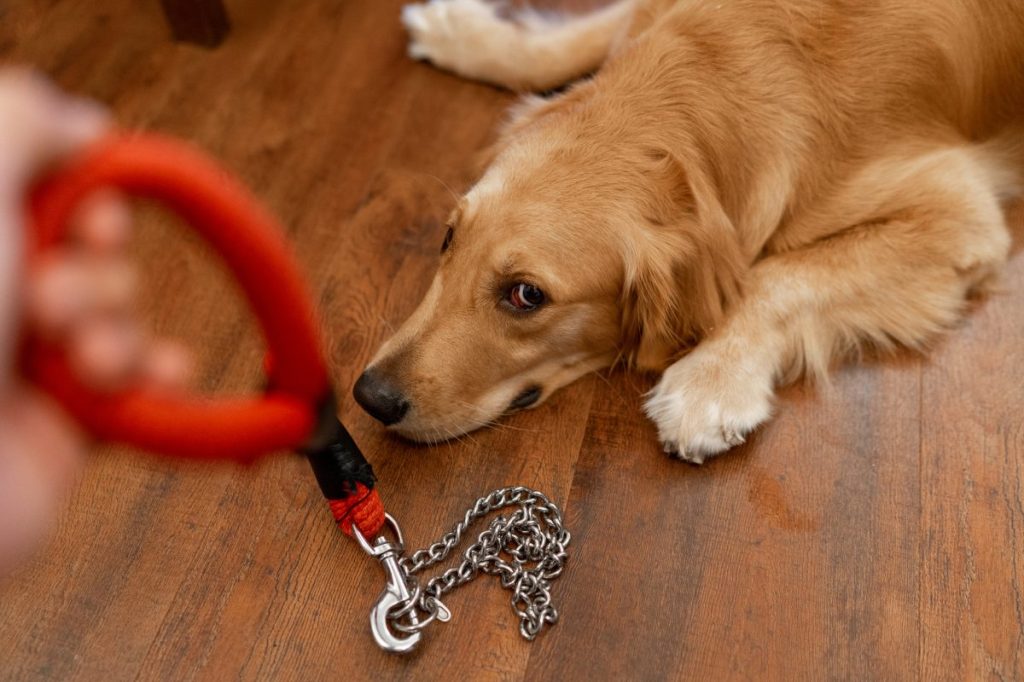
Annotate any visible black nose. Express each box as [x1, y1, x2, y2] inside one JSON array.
[[353, 368, 410, 426]]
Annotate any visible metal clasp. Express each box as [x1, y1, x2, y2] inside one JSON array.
[[353, 513, 423, 654]]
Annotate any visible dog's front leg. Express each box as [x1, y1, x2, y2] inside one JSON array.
[[644, 294, 779, 464], [646, 145, 1013, 463]]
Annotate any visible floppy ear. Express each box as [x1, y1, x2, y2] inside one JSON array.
[[620, 148, 746, 370]]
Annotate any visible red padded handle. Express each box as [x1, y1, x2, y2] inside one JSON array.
[[23, 133, 331, 460]]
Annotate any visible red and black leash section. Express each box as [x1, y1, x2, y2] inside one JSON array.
[[25, 133, 387, 543], [301, 394, 386, 540]]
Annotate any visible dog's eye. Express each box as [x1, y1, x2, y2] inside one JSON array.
[[441, 226, 454, 253], [507, 283, 545, 311]]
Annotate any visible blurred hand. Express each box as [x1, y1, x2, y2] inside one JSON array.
[[0, 70, 189, 576]]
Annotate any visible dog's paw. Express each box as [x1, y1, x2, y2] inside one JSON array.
[[644, 348, 773, 464], [401, 0, 508, 73]]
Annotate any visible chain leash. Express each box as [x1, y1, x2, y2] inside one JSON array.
[[353, 486, 571, 652]]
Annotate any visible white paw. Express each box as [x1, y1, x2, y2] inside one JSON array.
[[644, 347, 774, 464], [401, 0, 511, 76]]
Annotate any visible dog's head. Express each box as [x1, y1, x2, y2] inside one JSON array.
[[354, 93, 744, 441]]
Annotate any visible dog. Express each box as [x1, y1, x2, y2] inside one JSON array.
[[353, 0, 1024, 463]]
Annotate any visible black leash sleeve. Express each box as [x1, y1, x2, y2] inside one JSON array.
[[301, 393, 376, 499]]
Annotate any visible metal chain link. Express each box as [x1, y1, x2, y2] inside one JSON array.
[[392, 486, 571, 641]]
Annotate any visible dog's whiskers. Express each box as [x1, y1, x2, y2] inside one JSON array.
[[376, 314, 396, 335], [421, 173, 461, 207], [447, 397, 541, 435], [483, 419, 539, 434]]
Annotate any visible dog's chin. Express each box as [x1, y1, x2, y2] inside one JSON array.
[[385, 387, 549, 444], [386, 416, 493, 444], [385, 400, 504, 443]]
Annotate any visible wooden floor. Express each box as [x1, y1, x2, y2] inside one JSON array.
[[2, 1, 1023, 679]]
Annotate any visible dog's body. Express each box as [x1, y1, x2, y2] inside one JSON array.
[[353, 0, 1024, 461]]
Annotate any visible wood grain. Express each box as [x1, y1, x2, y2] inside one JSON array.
[[1, 1, 1022, 679]]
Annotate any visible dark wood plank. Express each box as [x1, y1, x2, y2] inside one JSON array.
[[0, 1, 1022, 680]]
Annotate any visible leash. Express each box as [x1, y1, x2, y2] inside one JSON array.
[[21, 133, 570, 653]]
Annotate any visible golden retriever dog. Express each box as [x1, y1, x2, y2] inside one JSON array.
[[353, 0, 1024, 462]]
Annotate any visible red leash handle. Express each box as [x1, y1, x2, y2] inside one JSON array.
[[23, 133, 331, 461]]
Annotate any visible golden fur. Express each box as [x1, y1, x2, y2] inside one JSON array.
[[359, 0, 1024, 461]]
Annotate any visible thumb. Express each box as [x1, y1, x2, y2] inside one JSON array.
[[0, 69, 109, 191]]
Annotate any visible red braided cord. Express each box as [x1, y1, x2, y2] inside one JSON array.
[[328, 485, 386, 538], [27, 135, 332, 461]]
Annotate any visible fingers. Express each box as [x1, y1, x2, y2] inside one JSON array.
[[29, 263, 192, 392], [72, 190, 131, 253], [144, 342, 192, 391], [67, 317, 143, 391], [26, 190, 192, 393], [28, 253, 135, 333], [64, 321, 191, 392], [29, 191, 134, 332], [0, 70, 109, 390], [0, 69, 192, 399]]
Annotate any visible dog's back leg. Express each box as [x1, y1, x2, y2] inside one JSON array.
[[402, 0, 637, 91], [644, 145, 1013, 463]]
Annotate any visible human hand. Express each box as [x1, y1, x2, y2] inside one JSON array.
[[0, 71, 189, 575]]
